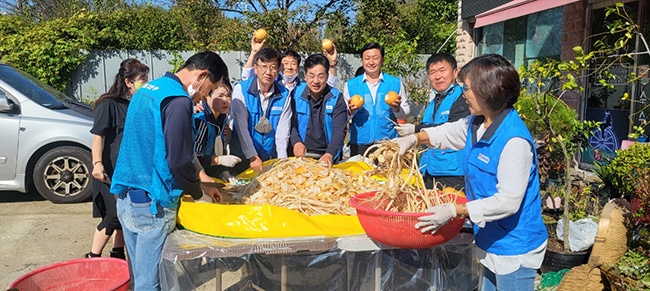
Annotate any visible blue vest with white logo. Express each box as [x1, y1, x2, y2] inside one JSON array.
[[347, 73, 401, 145], [463, 109, 547, 255], [420, 84, 466, 177], [293, 83, 342, 160], [110, 75, 189, 213], [238, 77, 290, 161]]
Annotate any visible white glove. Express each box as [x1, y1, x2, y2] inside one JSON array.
[[415, 204, 457, 233], [395, 123, 415, 136], [217, 155, 242, 167], [197, 193, 214, 203], [221, 171, 239, 185], [391, 134, 418, 156]]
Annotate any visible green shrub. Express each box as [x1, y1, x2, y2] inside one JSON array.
[[608, 143, 650, 197]]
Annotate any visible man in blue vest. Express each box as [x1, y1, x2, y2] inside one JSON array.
[[344, 42, 411, 156], [110, 51, 228, 290], [230, 48, 292, 173], [395, 53, 469, 190], [289, 54, 348, 167]]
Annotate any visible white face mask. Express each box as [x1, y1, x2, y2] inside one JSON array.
[[279, 72, 298, 84], [187, 75, 207, 98]]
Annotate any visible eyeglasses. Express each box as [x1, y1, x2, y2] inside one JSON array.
[[255, 63, 279, 73], [458, 82, 472, 92]]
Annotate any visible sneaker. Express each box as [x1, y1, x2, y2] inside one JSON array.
[[110, 249, 126, 260], [85, 252, 101, 258]]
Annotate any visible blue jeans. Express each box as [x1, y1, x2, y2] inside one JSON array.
[[117, 193, 176, 291], [481, 265, 537, 291]]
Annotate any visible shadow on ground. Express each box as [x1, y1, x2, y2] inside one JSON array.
[[0, 189, 46, 203]]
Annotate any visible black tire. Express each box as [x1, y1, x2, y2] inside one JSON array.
[[33, 146, 93, 203]]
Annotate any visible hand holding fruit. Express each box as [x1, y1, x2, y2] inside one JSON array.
[[348, 94, 364, 112], [384, 91, 401, 111], [253, 28, 267, 43], [322, 39, 337, 66]]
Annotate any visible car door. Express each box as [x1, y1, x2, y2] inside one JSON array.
[[0, 87, 21, 181]]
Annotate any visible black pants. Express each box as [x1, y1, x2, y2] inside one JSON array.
[[349, 143, 374, 157], [423, 174, 465, 191]]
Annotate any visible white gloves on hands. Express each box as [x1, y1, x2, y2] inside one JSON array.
[[221, 171, 239, 185], [392, 134, 418, 156], [415, 204, 457, 233], [217, 155, 242, 167], [395, 123, 415, 137], [197, 193, 214, 203]]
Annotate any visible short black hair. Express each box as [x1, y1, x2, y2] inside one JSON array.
[[253, 48, 281, 66], [280, 50, 301, 66], [354, 66, 365, 77], [178, 51, 228, 83], [360, 42, 384, 58], [457, 54, 521, 111], [220, 75, 232, 92], [303, 54, 329, 73], [426, 53, 457, 71]]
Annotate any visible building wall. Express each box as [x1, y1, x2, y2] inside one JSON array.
[[455, 0, 475, 67], [561, 1, 587, 111]]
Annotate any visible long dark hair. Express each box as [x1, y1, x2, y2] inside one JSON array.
[[94, 58, 149, 109]]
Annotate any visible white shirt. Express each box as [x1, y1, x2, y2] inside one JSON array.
[[421, 116, 547, 274], [241, 67, 339, 91], [231, 80, 292, 160], [342, 72, 410, 119]]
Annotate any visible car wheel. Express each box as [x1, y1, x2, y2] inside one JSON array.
[[33, 146, 93, 203]]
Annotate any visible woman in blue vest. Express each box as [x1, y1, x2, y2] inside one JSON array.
[[194, 80, 242, 182], [393, 54, 547, 291], [289, 54, 348, 167]]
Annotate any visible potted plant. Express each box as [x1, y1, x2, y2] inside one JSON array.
[[599, 164, 650, 290], [518, 3, 640, 256]]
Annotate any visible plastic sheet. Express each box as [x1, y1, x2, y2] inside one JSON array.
[[178, 198, 365, 238], [556, 218, 598, 252], [160, 230, 480, 291]]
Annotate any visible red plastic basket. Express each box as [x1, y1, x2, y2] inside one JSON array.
[[350, 191, 468, 249], [8, 258, 130, 291]]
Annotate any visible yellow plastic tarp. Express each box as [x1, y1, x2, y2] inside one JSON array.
[[178, 160, 376, 238], [178, 198, 364, 238]]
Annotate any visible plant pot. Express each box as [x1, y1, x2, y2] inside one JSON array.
[[541, 248, 591, 273]]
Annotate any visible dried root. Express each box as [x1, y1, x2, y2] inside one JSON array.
[[223, 158, 382, 215], [362, 140, 461, 213]]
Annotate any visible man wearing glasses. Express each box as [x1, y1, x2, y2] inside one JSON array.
[[394, 52, 469, 191], [230, 48, 292, 173]]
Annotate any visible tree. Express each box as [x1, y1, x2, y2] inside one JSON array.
[[519, 2, 638, 252], [215, 0, 356, 52]]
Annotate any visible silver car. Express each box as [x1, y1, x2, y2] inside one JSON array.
[[0, 63, 94, 203]]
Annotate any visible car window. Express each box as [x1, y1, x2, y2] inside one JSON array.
[[0, 65, 71, 109]]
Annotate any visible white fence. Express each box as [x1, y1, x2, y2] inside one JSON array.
[[69, 50, 429, 115]]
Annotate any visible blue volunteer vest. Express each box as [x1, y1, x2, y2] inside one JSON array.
[[347, 73, 402, 145], [293, 83, 343, 160], [420, 84, 466, 177], [236, 77, 290, 161], [110, 75, 190, 213], [193, 103, 218, 157], [463, 109, 547, 255]]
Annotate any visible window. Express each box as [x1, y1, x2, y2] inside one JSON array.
[[477, 7, 563, 69]]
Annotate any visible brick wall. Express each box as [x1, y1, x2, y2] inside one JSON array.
[[456, 0, 475, 67], [561, 1, 587, 111]]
